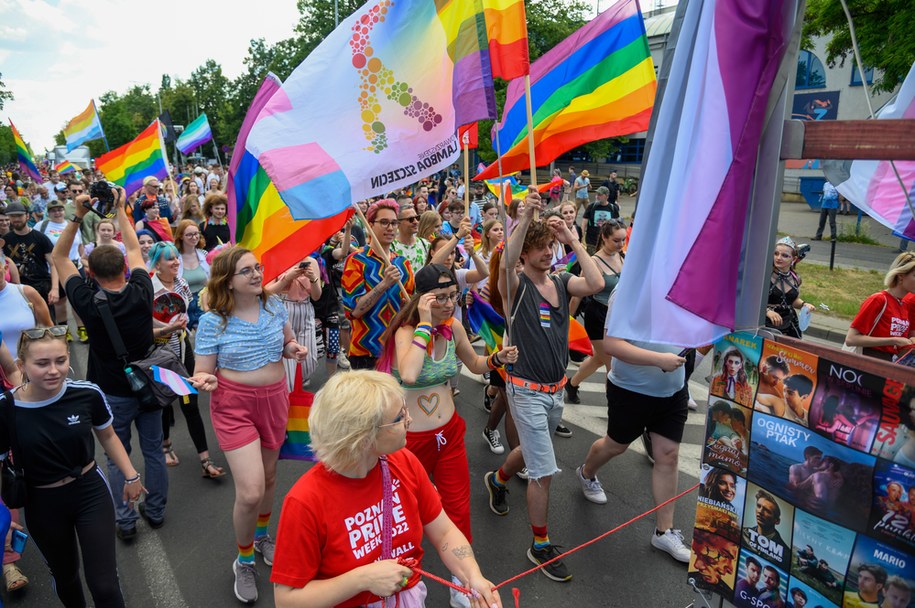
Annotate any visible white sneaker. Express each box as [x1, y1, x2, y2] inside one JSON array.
[[482, 427, 505, 454], [650, 528, 690, 563], [449, 576, 471, 608], [336, 352, 351, 370], [576, 465, 607, 504], [516, 467, 529, 481], [687, 397, 698, 410]]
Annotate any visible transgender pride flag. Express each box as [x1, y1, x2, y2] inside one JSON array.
[[607, 0, 801, 347], [833, 63, 915, 239]]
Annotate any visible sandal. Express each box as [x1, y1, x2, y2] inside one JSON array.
[[4, 563, 28, 592], [201, 457, 226, 479], [162, 443, 179, 467]]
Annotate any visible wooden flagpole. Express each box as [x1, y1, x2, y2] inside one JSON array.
[[524, 74, 539, 220], [463, 136, 471, 218], [350, 202, 410, 300], [494, 113, 513, 346]]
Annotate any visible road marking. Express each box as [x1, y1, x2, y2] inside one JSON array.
[[460, 366, 706, 477], [135, 526, 189, 608]]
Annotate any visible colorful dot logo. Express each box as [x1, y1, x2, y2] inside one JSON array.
[[350, 0, 444, 154]]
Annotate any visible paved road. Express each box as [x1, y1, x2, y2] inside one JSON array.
[[12, 343, 711, 608]]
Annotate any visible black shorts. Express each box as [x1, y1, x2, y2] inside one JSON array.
[[584, 299, 608, 341], [489, 369, 506, 388], [605, 379, 688, 445], [349, 355, 378, 370]]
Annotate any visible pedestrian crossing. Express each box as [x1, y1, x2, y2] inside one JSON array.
[[459, 360, 710, 477]]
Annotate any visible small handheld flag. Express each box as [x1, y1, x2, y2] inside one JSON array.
[[150, 366, 198, 396]]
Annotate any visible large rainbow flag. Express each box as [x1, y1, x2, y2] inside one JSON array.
[[63, 100, 107, 152], [230, 75, 352, 285], [96, 120, 168, 196], [9, 120, 41, 183], [245, 0, 527, 222], [477, 0, 656, 180]]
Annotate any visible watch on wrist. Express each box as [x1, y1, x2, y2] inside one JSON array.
[[69, 215, 83, 224]]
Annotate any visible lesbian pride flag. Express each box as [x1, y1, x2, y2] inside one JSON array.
[[831, 63, 915, 239], [607, 0, 800, 347], [246, 0, 525, 222], [63, 100, 106, 152]]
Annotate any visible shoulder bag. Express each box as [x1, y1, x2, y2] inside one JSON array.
[[1, 389, 26, 508]]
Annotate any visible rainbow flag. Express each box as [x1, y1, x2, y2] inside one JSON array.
[[231, 76, 353, 285], [484, 175, 527, 201], [55, 160, 77, 175], [568, 316, 593, 355], [279, 387, 316, 462], [246, 0, 527, 222], [96, 120, 168, 196], [9, 120, 41, 183], [467, 291, 504, 353], [477, 0, 656, 180], [63, 100, 107, 152], [175, 113, 213, 155]]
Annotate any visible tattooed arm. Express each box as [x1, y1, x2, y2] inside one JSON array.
[[424, 511, 501, 608]]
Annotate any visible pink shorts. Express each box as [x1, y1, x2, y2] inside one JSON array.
[[210, 374, 289, 451]]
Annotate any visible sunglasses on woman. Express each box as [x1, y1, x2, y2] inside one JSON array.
[[18, 326, 69, 350]]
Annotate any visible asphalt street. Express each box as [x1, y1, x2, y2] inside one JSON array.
[[11, 341, 712, 608]]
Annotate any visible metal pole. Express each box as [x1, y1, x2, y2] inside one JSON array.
[[829, 237, 837, 271], [334, 0, 339, 27]]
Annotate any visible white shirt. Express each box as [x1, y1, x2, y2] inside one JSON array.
[[39, 219, 83, 261]]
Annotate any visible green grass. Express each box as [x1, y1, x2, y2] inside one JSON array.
[[800, 262, 885, 319], [836, 221, 881, 245]]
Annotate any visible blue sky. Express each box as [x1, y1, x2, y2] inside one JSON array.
[[1, 0, 299, 149]]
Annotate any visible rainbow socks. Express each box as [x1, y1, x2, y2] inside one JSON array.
[[237, 542, 255, 565], [532, 525, 550, 550], [255, 512, 271, 539], [494, 468, 510, 487]]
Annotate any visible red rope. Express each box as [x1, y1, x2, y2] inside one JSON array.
[[400, 482, 700, 602]]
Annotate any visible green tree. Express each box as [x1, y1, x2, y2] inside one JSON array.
[[189, 60, 231, 148], [0, 73, 13, 111], [0, 124, 16, 165], [804, 0, 915, 93]]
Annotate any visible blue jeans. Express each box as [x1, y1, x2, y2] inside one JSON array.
[[506, 385, 564, 480], [104, 394, 168, 528]]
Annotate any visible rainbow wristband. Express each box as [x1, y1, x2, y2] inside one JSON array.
[[412, 339, 428, 350]]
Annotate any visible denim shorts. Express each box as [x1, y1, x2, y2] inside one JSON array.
[[506, 384, 564, 480]]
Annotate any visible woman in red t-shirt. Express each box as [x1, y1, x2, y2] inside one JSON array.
[[846, 252, 915, 361], [272, 371, 501, 608]]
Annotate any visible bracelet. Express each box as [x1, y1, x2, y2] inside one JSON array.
[[492, 351, 502, 366], [125, 474, 141, 484], [415, 322, 432, 332], [412, 339, 428, 350], [413, 327, 432, 341], [486, 353, 500, 371]]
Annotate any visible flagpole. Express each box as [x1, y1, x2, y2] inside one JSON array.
[[463, 138, 470, 218], [524, 74, 538, 220], [493, 111, 513, 347], [349, 202, 410, 300], [93, 99, 110, 152]]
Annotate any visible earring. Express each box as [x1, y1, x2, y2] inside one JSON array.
[[69, 366, 75, 378]]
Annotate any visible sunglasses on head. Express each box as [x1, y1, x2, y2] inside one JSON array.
[[18, 325, 69, 350]]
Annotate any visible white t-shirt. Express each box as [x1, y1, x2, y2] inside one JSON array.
[[40, 219, 82, 261]]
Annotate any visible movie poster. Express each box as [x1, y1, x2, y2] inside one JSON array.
[[709, 333, 763, 409], [808, 360, 885, 453], [697, 464, 746, 542], [748, 412, 875, 531], [869, 460, 915, 552], [790, 510, 855, 606], [691, 336, 915, 607], [688, 529, 739, 600], [755, 340, 819, 426], [872, 384, 915, 466], [732, 550, 789, 608], [845, 536, 915, 608], [705, 398, 752, 475], [741, 482, 794, 570]]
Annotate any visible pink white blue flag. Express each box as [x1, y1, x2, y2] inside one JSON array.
[[150, 365, 197, 396], [607, 0, 798, 347], [832, 63, 915, 239]]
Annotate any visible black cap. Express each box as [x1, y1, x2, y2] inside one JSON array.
[[3, 201, 27, 215], [415, 263, 455, 293]]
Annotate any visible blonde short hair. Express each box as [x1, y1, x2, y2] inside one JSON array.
[[885, 252, 915, 288], [309, 371, 404, 472]]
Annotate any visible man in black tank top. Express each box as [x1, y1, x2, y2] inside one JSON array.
[[482, 192, 603, 582]]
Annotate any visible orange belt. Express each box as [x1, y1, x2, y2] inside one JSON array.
[[507, 375, 568, 394]]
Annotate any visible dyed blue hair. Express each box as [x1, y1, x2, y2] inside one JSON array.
[[148, 241, 179, 270]]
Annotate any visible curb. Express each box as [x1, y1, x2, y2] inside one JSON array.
[[804, 322, 847, 346]]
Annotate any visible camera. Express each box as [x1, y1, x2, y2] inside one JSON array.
[[298, 261, 311, 270], [87, 180, 119, 217]]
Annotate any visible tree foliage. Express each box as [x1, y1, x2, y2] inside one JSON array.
[[804, 0, 915, 93], [0, 73, 13, 111], [44, 0, 622, 165], [0, 124, 16, 166]]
